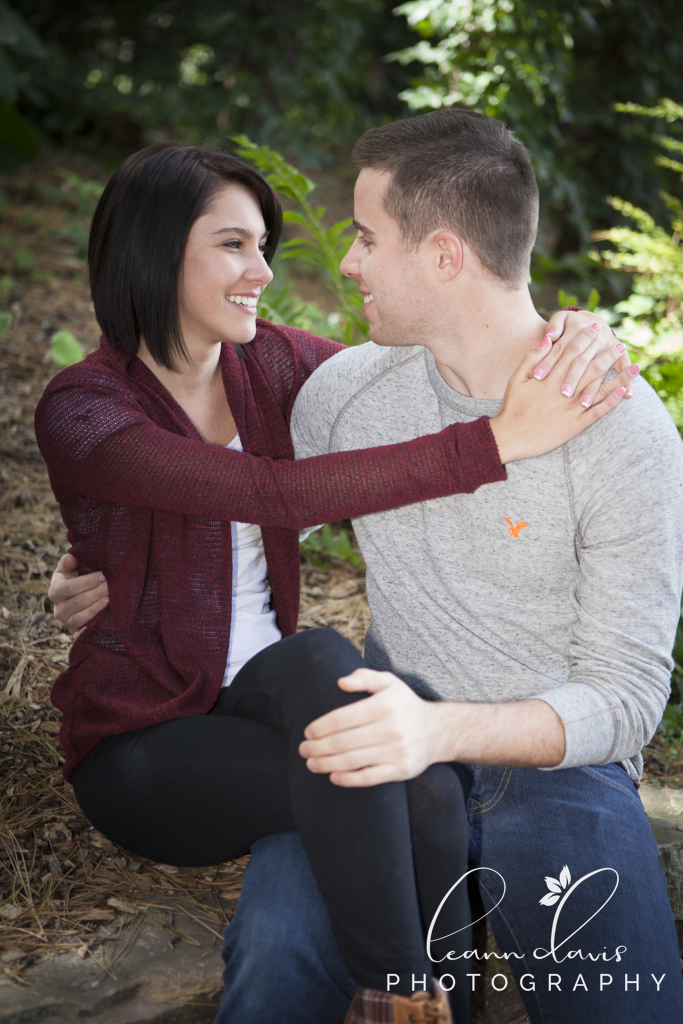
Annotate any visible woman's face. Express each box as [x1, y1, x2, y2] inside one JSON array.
[[178, 183, 273, 350]]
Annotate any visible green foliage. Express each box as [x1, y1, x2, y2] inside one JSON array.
[[0, 3, 43, 170], [258, 272, 349, 345], [54, 168, 105, 217], [34, 169, 105, 259], [656, 699, 683, 742], [0, 0, 45, 103], [0, 309, 12, 337], [50, 329, 84, 367], [557, 288, 600, 313], [14, 245, 34, 272], [390, 0, 683, 247], [235, 137, 367, 344], [301, 524, 365, 569], [591, 99, 683, 430], [0, 274, 13, 302], [14, 0, 415, 162], [671, 605, 683, 703]]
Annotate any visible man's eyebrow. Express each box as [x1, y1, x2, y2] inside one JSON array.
[[352, 220, 375, 235], [210, 226, 269, 239]]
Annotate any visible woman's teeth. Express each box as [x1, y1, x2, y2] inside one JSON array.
[[363, 294, 373, 305], [227, 295, 258, 307]]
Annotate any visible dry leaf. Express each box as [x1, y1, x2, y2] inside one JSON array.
[[107, 897, 139, 914], [80, 908, 116, 922]]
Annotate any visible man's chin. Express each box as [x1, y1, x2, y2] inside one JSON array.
[[368, 326, 413, 349]]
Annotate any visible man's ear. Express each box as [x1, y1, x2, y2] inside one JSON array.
[[432, 231, 464, 281]]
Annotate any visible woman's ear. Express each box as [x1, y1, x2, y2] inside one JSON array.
[[432, 231, 464, 281]]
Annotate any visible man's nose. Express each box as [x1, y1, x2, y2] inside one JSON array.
[[340, 239, 360, 278]]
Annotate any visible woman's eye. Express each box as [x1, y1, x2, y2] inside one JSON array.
[[222, 239, 242, 250]]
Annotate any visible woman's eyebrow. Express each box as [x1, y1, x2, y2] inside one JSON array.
[[211, 226, 269, 240], [211, 226, 253, 237]]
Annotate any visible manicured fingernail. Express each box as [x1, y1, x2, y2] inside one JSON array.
[[580, 395, 592, 408], [591, 323, 601, 331], [561, 384, 574, 397], [625, 388, 633, 398], [533, 367, 547, 380], [616, 343, 626, 353], [538, 335, 552, 349], [628, 363, 640, 376], [615, 387, 626, 398]]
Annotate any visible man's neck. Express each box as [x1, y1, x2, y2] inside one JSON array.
[[424, 286, 547, 400]]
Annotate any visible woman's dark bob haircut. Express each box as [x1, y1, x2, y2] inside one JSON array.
[[88, 143, 283, 370]]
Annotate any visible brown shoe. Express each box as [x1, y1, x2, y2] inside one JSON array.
[[343, 979, 453, 1024]]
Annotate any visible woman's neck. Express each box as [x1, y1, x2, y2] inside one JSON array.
[[136, 337, 237, 445]]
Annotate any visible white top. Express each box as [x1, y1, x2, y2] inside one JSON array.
[[222, 434, 282, 687]]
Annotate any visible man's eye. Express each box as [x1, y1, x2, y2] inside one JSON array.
[[359, 235, 371, 249]]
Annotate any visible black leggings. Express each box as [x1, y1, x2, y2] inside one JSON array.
[[73, 629, 471, 1007]]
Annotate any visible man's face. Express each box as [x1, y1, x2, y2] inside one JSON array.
[[340, 168, 435, 347]]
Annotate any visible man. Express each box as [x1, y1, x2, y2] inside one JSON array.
[[50, 110, 683, 1024], [218, 109, 683, 1024]]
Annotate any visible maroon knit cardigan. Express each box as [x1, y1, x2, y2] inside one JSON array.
[[35, 321, 506, 780]]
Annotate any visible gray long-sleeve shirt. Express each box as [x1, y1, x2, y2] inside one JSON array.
[[291, 342, 683, 779]]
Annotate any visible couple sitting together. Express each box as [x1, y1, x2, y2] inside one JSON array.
[[41, 109, 683, 1024]]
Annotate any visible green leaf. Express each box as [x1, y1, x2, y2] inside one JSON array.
[[557, 288, 579, 308], [14, 246, 34, 271], [0, 309, 12, 338], [586, 289, 600, 312], [232, 135, 315, 204], [0, 2, 47, 59], [50, 329, 85, 368]]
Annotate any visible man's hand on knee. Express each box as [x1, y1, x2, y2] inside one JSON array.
[[298, 669, 441, 787]]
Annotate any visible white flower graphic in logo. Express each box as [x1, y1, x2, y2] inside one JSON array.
[[539, 865, 571, 906]]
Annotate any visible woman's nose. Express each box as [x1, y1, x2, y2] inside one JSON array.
[[247, 252, 274, 285]]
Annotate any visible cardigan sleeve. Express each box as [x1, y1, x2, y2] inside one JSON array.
[[35, 380, 506, 530]]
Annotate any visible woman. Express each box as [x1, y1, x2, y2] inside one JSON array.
[[38, 144, 634, 1024]]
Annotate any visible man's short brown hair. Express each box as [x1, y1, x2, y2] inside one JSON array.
[[352, 109, 539, 288]]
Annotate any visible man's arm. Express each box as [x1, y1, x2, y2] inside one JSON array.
[[300, 385, 683, 785], [298, 671, 564, 787]]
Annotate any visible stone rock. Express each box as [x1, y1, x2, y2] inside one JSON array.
[[639, 782, 683, 949], [0, 903, 224, 1024]]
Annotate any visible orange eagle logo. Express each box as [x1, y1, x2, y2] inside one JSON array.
[[505, 517, 527, 539]]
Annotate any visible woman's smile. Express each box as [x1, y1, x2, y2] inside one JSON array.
[[226, 292, 260, 314]]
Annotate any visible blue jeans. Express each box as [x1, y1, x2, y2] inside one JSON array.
[[217, 763, 683, 1024]]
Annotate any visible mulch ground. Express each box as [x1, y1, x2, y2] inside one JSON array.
[[0, 156, 368, 984]]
